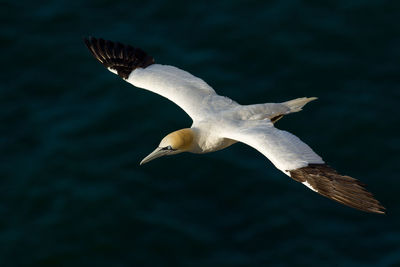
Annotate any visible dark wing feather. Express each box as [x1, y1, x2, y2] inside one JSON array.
[[84, 36, 155, 79], [290, 164, 385, 214]]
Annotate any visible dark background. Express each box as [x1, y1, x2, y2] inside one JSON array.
[[1, 0, 399, 266]]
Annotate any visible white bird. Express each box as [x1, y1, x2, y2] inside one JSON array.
[[84, 37, 385, 214]]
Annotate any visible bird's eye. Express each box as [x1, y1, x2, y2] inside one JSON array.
[[162, 145, 173, 151]]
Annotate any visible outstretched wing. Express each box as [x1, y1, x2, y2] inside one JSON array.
[[84, 37, 217, 120], [223, 121, 385, 214]]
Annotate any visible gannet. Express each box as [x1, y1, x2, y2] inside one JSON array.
[[84, 37, 385, 214]]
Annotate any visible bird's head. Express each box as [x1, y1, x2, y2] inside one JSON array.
[[140, 128, 194, 165]]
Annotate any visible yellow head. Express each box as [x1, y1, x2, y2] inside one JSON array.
[[140, 128, 194, 165]]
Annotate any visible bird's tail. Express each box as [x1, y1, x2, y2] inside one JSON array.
[[283, 97, 318, 113]]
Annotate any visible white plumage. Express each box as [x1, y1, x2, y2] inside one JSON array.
[[128, 64, 323, 173]]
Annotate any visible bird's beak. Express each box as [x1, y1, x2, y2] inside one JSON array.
[[140, 147, 169, 165]]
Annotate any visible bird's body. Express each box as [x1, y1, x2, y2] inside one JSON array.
[[85, 37, 385, 214]]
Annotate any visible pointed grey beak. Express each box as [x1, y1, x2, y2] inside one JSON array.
[[140, 147, 169, 165]]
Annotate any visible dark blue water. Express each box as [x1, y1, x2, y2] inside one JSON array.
[[2, 1, 400, 266]]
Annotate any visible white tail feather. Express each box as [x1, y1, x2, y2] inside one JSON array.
[[283, 97, 317, 113]]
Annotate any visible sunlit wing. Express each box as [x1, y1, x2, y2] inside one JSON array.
[[84, 37, 218, 120], [223, 121, 385, 214]]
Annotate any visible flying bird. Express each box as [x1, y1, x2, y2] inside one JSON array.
[[84, 37, 385, 214]]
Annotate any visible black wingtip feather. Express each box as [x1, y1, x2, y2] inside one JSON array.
[[84, 36, 155, 79], [290, 164, 386, 214]]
